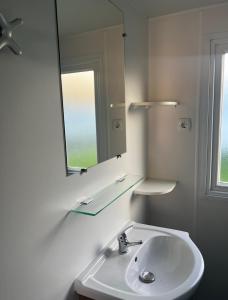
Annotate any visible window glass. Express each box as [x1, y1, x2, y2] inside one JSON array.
[[219, 53, 228, 183], [61, 71, 98, 169]]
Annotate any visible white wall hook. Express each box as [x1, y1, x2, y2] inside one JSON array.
[[0, 12, 23, 55]]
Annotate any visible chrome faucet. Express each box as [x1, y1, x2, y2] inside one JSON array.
[[117, 225, 143, 254]]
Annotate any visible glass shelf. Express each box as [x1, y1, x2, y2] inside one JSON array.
[[71, 174, 144, 216], [130, 101, 179, 110]]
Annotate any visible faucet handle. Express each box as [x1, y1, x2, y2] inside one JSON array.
[[118, 225, 133, 245], [118, 231, 127, 243], [118, 224, 134, 238], [117, 224, 143, 254]]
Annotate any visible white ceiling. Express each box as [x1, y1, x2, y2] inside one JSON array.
[[129, 0, 228, 18], [57, 0, 228, 36], [56, 0, 122, 36]]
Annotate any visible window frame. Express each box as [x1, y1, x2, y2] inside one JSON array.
[[60, 55, 109, 173], [204, 35, 228, 197]]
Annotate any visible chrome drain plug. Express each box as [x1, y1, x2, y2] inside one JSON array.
[[139, 271, 155, 284]]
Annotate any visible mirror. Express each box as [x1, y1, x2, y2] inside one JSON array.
[[56, 0, 126, 175]]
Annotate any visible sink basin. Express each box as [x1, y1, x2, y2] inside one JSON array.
[[75, 222, 204, 300]]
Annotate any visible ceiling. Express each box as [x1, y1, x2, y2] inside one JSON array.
[[57, 0, 122, 36], [129, 0, 228, 18], [57, 0, 228, 36]]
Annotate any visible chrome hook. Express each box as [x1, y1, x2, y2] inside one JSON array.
[[0, 12, 23, 55]]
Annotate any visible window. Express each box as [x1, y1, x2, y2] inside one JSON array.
[[61, 70, 98, 170], [219, 53, 228, 184], [60, 55, 108, 174], [205, 37, 228, 195]]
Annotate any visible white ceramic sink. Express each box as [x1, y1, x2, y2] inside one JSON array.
[[75, 222, 204, 300]]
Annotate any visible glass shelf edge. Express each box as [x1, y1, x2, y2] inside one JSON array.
[[70, 175, 144, 216], [130, 101, 179, 110]]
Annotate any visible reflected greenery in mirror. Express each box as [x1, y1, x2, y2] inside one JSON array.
[[61, 71, 98, 169], [56, 0, 126, 175]]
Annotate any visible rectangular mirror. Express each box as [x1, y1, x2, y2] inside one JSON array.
[[55, 0, 126, 175]]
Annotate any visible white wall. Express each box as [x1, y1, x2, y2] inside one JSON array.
[[0, 0, 147, 300], [147, 4, 228, 299], [147, 10, 200, 234]]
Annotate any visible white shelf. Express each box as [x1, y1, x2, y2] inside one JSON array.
[[130, 101, 179, 110], [134, 178, 177, 196], [110, 103, 125, 108]]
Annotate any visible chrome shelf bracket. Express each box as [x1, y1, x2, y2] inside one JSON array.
[[0, 12, 23, 55]]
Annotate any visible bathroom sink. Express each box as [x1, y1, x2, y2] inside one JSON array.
[[75, 222, 204, 300]]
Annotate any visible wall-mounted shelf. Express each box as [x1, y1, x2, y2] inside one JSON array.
[[134, 178, 177, 196], [110, 103, 125, 108], [71, 174, 143, 216], [130, 101, 179, 110]]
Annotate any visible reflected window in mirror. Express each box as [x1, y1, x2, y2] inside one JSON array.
[[61, 71, 98, 171], [55, 0, 126, 175]]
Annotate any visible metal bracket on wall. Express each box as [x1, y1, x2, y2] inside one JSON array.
[[0, 12, 23, 55], [80, 168, 88, 175]]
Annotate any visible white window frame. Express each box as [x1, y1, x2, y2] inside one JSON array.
[[200, 33, 228, 198], [61, 55, 109, 168]]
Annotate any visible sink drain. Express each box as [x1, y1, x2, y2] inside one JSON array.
[[139, 271, 155, 284]]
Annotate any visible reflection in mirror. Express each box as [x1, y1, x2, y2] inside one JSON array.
[[61, 71, 98, 169], [56, 0, 126, 175]]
